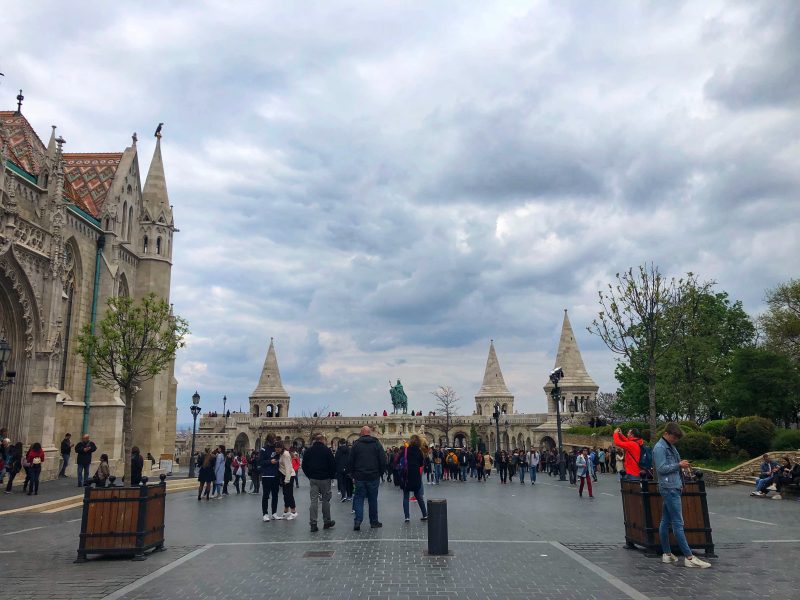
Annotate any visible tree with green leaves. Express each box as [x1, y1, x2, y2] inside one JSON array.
[[723, 347, 799, 426], [589, 264, 707, 437], [75, 293, 189, 480], [469, 423, 479, 450], [760, 278, 800, 366], [614, 288, 755, 422]]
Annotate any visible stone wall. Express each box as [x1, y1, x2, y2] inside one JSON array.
[[700, 450, 800, 486]]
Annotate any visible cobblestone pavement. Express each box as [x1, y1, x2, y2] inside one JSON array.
[[0, 472, 798, 599]]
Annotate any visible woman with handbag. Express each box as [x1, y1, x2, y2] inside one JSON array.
[[232, 452, 245, 494], [25, 442, 45, 496]]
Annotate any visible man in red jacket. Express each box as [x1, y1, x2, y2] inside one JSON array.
[[613, 427, 643, 481]]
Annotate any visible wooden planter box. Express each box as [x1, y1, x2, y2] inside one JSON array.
[[620, 478, 715, 557], [76, 478, 166, 562]]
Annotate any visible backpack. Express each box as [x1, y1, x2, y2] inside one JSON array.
[[638, 443, 654, 475], [398, 447, 409, 488]]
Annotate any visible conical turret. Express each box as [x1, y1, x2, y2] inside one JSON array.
[[543, 310, 598, 417], [250, 338, 291, 418], [475, 340, 514, 416]]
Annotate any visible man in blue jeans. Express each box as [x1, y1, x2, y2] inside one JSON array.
[[74, 434, 97, 487], [432, 447, 443, 484], [653, 423, 711, 569], [348, 426, 387, 531]]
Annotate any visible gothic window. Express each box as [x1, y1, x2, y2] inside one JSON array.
[[156, 237, 162, 255], [121, 202, 128, 239], [104, 217, 110, 231], [42, 172, 49, 188], [127, 206, 133, 240], [118, 274, 129, 298], [253, 405, 260, 417], [143, 236, 148, 254], [127, 184, 132, 194]]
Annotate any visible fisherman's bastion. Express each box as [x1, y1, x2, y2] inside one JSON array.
[[188, 309, 599, 456]]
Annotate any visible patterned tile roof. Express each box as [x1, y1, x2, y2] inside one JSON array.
[[0, 110, 47, 176], [63, 152, 123, 217]]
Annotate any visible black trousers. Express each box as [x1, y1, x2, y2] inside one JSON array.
[[261, 476, 280, 516], [282, 477, 296, 509]]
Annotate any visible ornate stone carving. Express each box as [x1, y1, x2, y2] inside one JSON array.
[[0, 255, 38, 357], [14, 219, 48, 255]]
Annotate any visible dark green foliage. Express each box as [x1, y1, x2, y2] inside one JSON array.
[[735, 417, 775, 457], [701, 419, 730, 437], [724, 348, 799, 425], [678, 420, 700, 432], [710, 436, 732, 459], [567, 425, 613, 436], [676, 432, 712, 459], [772, 429, 800, 451]]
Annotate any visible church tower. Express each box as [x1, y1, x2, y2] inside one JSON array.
[[250, 338, 291, 418], [543, 310, 598, 418], [132, 133, 178, 459], [474, 340, 514, 416]]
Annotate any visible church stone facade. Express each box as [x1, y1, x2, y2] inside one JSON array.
[[0, 99, 177, 480], [192, 311, 598, 455]]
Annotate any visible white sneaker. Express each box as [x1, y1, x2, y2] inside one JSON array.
[[684, 556, 711, 569], [286, 512, 297, 520], [772, 494, 782, 500], [272, 513, 283, 520], [262, 514, 270, 522], [662, 553, 678, 564]]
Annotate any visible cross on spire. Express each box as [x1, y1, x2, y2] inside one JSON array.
[[15, 89, 23, 114]]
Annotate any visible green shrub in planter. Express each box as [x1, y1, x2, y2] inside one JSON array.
[[676, 432, 712, 460], [772, 429, 800, 451], [735, 417, 775, 457], [702, 419, 730, 437]]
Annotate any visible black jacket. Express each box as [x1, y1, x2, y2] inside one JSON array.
[[347, 435, 387, 481], [130, 452, 144, 485], [75, 441, 97, 465], [334, 445, 350, 475], [302, 442, 336, 480], [402, 444, 424, 491], [60, 438, 72, 455]]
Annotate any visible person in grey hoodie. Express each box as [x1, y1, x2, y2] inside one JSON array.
[[653, 423, 711, 569]]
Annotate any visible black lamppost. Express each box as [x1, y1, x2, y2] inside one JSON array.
[[504, 419, 509, 451], [223, 394, 227, 417], [0, 337, 16, 391], [550, 367, 566, 481], [492, 401, 501, 456], [188, 391, 201, 478]]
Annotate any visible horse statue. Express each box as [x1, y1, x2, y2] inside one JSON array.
[[389, 379, 408, 414]]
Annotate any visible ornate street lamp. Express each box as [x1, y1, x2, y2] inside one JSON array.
[[0, 337, 16, 391], [223, 394, 227, 417], [188, 391, 201, 478], [550, 367, 566, 481], [492, 401, 501, 456]]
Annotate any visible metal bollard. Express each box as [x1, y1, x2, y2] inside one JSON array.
[[427, 499, 449, 555]]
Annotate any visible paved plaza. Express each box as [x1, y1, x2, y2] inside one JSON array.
[[1, 472, 798, 599]]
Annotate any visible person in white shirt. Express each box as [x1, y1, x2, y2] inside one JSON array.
[[528, 450, 539, 484], [277, 441, 298, 520]]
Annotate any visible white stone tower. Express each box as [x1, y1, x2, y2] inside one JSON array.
[[250, 338, 290, 418], [133, 133, 178, 458], [543, 310, 598, 417], [474, 340, 514, 416]]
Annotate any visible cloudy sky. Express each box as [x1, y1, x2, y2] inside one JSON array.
[[3, 1, 798, 424]]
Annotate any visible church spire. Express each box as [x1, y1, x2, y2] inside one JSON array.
[[142, 134, 173, 224], [476, 340, 512, 398], [547, 309, 597, 389], [251, 338, 289, 399]]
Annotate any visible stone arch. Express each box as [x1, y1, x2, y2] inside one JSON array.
[[255, 436, 262, 450], [330, 437, 341, 448], [526, 437, 532, 451], [234, 432, 250, 454], [265, 404, 274, 417], [253, 404, 260, 417], [502, 432, 510, 451], [539, 436, 556, 451], [501, 403, 508, 414], [453, 431, 467, 448], [476, 404, 482, 416], [516, 433, 524, 450], [293, 437, 305, 449], [0, 253, 41, 442]]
